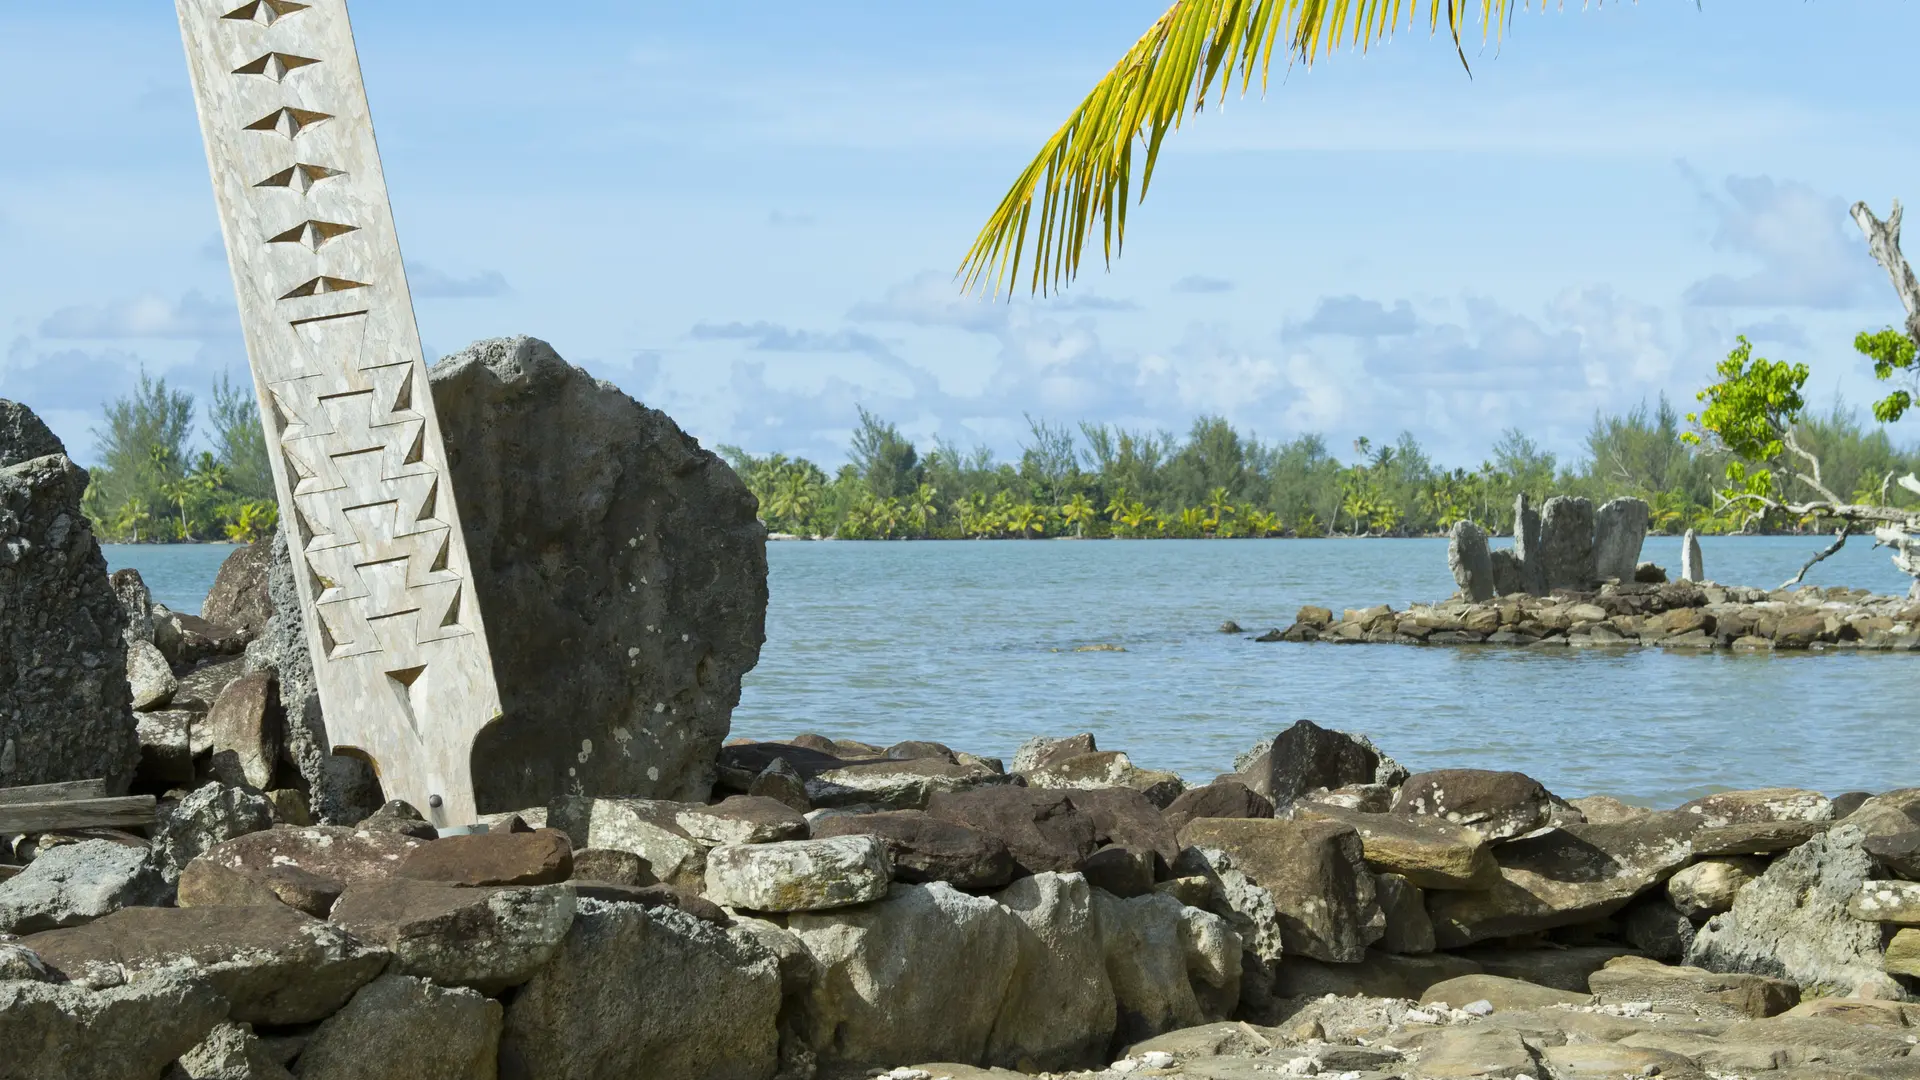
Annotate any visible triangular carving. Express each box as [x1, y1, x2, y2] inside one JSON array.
[[440, 585, 462, 629], [430, 532, 450, 573], [391, 367, 412, 413], [280, 276, 369, 300], [315, 609, 340, 657], [223, 0, 310, 24], [244, 107, 332, 141], [267, 220, 358, 251], [256, 163, 345, 194], [403, 424, 425, 466], [416, 478, 438, 523], [232, 52, 321, 82], [386, 666, 427, 735]]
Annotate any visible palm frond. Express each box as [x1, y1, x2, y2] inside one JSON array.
[[959, 0, 1552, 297]]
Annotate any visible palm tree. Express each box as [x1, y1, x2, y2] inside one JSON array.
[[1203, 486, 1235, 534], [1008, 501, 1047, 538], [907, 483, 940, 537], [961, 2, 1533, 295], [1062, 492, 1097, 537]]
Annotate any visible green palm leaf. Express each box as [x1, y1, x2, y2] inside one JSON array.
[[959, 0, 1539, 296]]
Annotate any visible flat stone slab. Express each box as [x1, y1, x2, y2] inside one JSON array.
[[705, 835, 892, 912], [22, 904, 388, 1025]]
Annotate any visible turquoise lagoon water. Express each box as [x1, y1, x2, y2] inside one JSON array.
[[104, 535, 1920, 805]]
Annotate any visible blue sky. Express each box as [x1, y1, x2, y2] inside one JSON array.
[[4, 1, 1918, 470]]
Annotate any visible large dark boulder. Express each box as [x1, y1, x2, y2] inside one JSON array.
[[431, 337, 767, 811], [248, 338, 767, 820], [0, 401, 138, 791], [200, 540, 274, 638], [1232, 720, 1404, 809], [809, 810, 1016, 890], [927, 787, 1099, 876]]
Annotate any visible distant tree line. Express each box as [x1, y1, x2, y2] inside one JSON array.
[[721, 399, 1920, 541], [74, 359, 1920, 546], [81, 371, 278, 543]]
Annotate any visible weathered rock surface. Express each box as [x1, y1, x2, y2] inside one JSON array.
[[0, 973, 226, 1080], [0, 839, 168, 934], [704, 834, 891, 912], [1513, 492, 1547, 595], [1681, 527, 1704, 582], [153, 782, 275, 883], [1539, 495, 1597, 589], [1847, 878, 1920, 923], [1427, 814, 1700, 947], [431, 337, 768, 811], [1668, 856, 1765, 919], [927, 787, 1099, 876], [1021, 750, 1184, 808], [1374, 871, 1435, 954], [1012, 733, 1098, 774], [1591, 955, 1799, 1019], [1865, 829, 1920, 879], [1177, 817, 1382, 962], [547, 795, 708, 889], [0, 422, 138, 791], [1162, 780, 1273, 833], [293, 974, 501, 1080], [1233, 720, 1405, 809], [1593, 496, 1650, 583], [499, 898, 781, 1080], [806, 756, 1013, 810], [1174, 845, 1285, 965], [127, 636, 178, 710], [152, 606, 245, 669], [1420, 972, 1591, 1010], [1488, 547, 1528, 597], [786, 875, 1237, 1071], [170, 1020, 296, 1080], [810, 809, 1015, 890], [1447, 520, 1495, 602], [23, 903, 388, 1024], [1677, 787, 1833, 826], [177, 824, 428, 917], [201, 541, 274, 639], [1689, 824, 1906, 999], [396, 828, 573, 887], [1393, 769, 1553, 841], [1295, 803, 1497, 890], [674, 795, 808, 846], [205, 670, 281, 791], [329, 879, 575, 993]]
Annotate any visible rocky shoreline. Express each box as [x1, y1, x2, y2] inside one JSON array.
[[4, 720, 1920, 1078], [1258, 578, 1920, 650]]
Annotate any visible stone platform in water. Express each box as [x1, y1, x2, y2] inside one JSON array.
[[1262, 579, 1920, 651]]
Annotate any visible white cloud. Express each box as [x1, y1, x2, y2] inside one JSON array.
[[1683, 175, 1879, 309], [406, 263, 511, 300], [1171, 275, 1234, 295], [38, 291, 236, 341], [1290, 296, 1417, 338]]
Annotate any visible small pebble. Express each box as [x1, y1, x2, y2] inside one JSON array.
[[1463, 998, 1494, 1016], [1140, 1051, 1175, 1069]]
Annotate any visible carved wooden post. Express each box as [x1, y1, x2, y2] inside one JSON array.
[[175, 0, 502, 827]]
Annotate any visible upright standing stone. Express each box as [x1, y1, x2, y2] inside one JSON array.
[[0, 403, 139, 792], [1512, 493, 1546, 595], [176, 2, 503, 828], [1446, 521, 1495, 602], [1680, 529, 1704, 583], [1537, 496, 1596, 591], [1592, 498, 1650, 584]]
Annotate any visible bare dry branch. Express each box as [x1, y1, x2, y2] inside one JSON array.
[[1780, 525, 1850, 590], [1852, 200, 1920, 346], [1782, 427, 1842, 504]]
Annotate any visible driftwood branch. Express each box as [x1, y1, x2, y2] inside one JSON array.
[[1781, 524, 1851, 589], [0, 795, 155, 835], [1852, 199, 1920, 346], [1901, 473, 1920, 499], [1782, 427, 1843, 504]]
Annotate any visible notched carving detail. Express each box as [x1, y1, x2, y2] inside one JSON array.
[[223, 0, 310, 24], [245, 107, 333, 141], [233, 52, 321, 82], [257, 163, 346, 194], [268, 220, 360, 251], [281, 276, 370, 300]]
